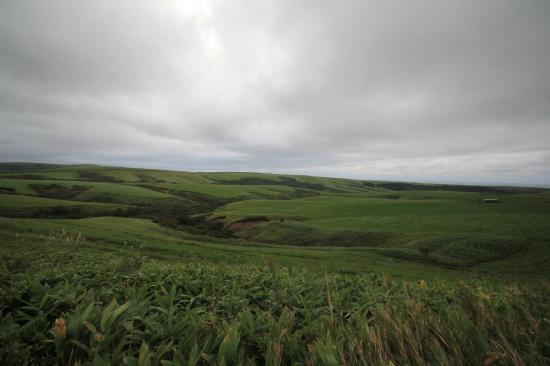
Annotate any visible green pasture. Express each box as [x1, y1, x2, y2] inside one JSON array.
[[0, 162, 549, 279], [216, 192, 550, 238], [0, 215, 546, 279], [155, 182, 298, 198], [0, 216, 504, 280]]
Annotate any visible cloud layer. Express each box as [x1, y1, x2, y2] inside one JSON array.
[[1, 0, 549, 185]]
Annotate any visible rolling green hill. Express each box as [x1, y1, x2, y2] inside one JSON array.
[[1, 162, 548, 276], [1, 162, 549, 364]]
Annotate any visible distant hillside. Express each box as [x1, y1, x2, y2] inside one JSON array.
[[1, 162, 549, 277]]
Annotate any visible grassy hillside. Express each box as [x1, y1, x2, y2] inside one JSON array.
[[1, 162, 549, 364], [1, 229, 549, 365], [1, 162, 549, 276]]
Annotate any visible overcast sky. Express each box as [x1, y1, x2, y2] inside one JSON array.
[[1, 0, 549, 185]]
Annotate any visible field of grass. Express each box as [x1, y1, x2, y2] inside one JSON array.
[[0, 216, 466, 280], [1, 162, 548, 276], [154, 183, 298, 199], [1, 162, 549, 364], [1, 230, 549, 365], [215, 193, 550, 272]]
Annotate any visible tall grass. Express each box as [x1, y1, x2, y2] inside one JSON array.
[[1, 233, 549, 365]]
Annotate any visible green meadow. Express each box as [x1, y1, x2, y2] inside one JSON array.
[[1, 162, 549, 364]]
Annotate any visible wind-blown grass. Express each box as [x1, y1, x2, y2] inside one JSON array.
[[1, 232, 549, 365]]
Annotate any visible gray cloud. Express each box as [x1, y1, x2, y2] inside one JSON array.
[[1, 0, 549, 185]]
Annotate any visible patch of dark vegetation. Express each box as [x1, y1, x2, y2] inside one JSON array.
[[287, 216, 307, 221], [235, 221, 393, 247], [139, 185, 241, 211], [136, 185, 172, 194], [0, 182, 242, 236], [233, 188, 321, 201], [364, 181, 542, 194], [234, 216, 269, 224], [0, 174, 46, 180], [77, 171, 124, 183], [123, 189, 241, 236], [228, 216, 270, 231], [83, 192, 125, 204], [173, 190, 241, 210], [213, 176, 330, 191], [0, 187, 16, 194], [376, 194, 401, 199], [0, 205, 127, 219], [137, 174, 166, 183], [154, 214, 232, 237], [29, 183, 89, 200], [376, 235, 525, 268], [345, 181, 377, 191], [178, 181, 323, 201], [281, 189, 321, 199], [362, 181, 378, 188], [322, 230, 392, 247], [0, 194, 232, 236], [0, 162, 60, 173], [372, 248, 433, 264], [279, 177, 328, 191]]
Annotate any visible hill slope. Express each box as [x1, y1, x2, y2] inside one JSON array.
[[0, 162, 549, 277], [1, 162, 550, 364]]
